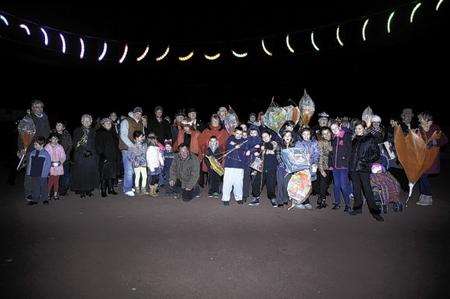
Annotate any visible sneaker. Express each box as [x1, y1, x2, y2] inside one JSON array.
[[25, 195, 32, 201], [125, 191, 135, 197], [331, 203, 340, 210], [295, 204, 306, 209], [248, 198, 260, 206], [43, 200, 49, 205], [208, 194, 213, 198], [417, 195, 432, 206], [222, 201, 230, 206], [373, 214, 385, 222], [54, 195, 60, 200], [270, 200, 278, 208], [304, 203, 313, 210]]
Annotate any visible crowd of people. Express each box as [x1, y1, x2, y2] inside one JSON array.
[[18, 100, 448, 222]]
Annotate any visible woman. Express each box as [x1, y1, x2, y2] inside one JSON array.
[[95, 118, 119, 197], [349, 121, 384, 221], [330, 121, 353, 212], [276, 130, 295, 207], [173, 120, 201, 155], [416, 111, 448, 206], [317, 127, 333, 209], [71, 114, 99, 198]]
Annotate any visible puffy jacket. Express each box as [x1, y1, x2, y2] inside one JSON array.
[[349, 134, 380, 173]]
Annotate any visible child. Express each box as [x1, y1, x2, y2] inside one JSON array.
[[129, 131, 148, 195], [162, 141, 174, 188], [204, 136, 222, 198], [370, 163, 403, 213], [146, 135, 164, 197], [26, 136, 51, 205], [45, 133, 66, 200], [249, 130, 279, 207]]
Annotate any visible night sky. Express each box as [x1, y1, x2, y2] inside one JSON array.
[[0, 1, 449, 128]]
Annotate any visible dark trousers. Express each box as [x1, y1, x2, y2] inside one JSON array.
[[30, 176, 48, 202], [242, 167, 251, 199], [149, 175, 159, 185], [170, 180, 200, 201], [276, 167, 291, 205], [351, 172, 381, 215], [318, 170, 331, 203], [388, 167, 409, 192], [207, 169, 221, 194], [418, 174, 432, 196], [252, 169, 276, 200]]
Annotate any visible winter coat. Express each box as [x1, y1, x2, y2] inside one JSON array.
[[349, 134, 380, 173], [146, 145, 164, 172], [95, 127, 119, 179], [330, 129, 352, 169], [26, 149, 51, 178], [129, 142, 148, 168], [44, 144, 66, 176], [419, 124, 448, 174], [71, 127, 99, 191], [223, 136, 248, 169], [148, 116, 172, 143], [173, 130, 201, 155], [170, 152, 200, 190], [318, 140, 332, 173]]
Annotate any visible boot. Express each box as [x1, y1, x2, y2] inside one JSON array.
[[135, 187, 141, 196], [101, 180, 107, 197], [418, 195, 432, 206], [153, 184, 159, 197], [108, 179, 118, 195], [141, 186, 150, 195]]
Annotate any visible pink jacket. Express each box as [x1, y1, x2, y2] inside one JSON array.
[[44, 144, 66, 176]]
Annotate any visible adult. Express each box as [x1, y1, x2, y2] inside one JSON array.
[[95, 118, 119, 197], [187, 108, 204, 132], [169, 144, 200, 201], [173, 120, 201, 156], [148, 106, 172, 143], [400, 108, 418, 134], [71, 114, 99, 198], [119, 107, 144, 196], [171, 111, 186, 141], [349, 121, 384, 221]]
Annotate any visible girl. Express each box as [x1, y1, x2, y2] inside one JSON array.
[[45, 133, 66, 200], [129, 131, 148, 195], [317, 127, 333, 209], [276, 130, 295, 207], [146, 135, 164, 197]]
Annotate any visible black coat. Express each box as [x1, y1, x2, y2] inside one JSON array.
[[349, 134, 380, 173], [330, 130, 352, 169], [95, 127, 118, 179], [71, 127, 99, 191], [148, 116, 172, 143]]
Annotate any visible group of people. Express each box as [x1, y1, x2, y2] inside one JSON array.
[[19, 100, 447, 222]]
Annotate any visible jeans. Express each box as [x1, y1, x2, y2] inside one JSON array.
[[59, 162, 71, 193], [30, 176, 48, 202], [332, 169, 351, 206], [122, 150, 133, 192], [418, 174, 432, 196]]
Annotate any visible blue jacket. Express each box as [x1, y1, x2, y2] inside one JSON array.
[[26, 149, 51, 178], [224, 136, 247, 169]]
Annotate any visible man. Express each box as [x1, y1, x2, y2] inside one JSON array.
[[400, 108, 418, 134], [187, 108, 204, 131], [169, 144, 200, 201], [119, 107, 144, 196], [148, 106, 172, 143]]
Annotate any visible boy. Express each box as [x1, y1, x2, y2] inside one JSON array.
[[204, 136, 222, 198], [26, 136, 51, 205]]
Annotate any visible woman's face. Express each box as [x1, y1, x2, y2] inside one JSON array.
[[322, 130, 331, 141], [81, 116, 92, 128], [301, 130, 311, 141], [283, 132, 292, 144], [211, 117, 220, 127], [330, 124, 340, 135], [355, 124, 365, 136], [419, 117, 432, 132]]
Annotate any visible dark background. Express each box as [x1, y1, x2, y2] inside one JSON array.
[[0, 0, 449, 128]]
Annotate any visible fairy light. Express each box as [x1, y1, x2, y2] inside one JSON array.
[[336, 26, 344, 47], [19, 24, 31, 36], [204, 53, 221, 60], [40, 27, 48, 46], [59, 33, 66, 54], [155, 46, 170, 61], [178, 51, 194, 61], [136, 45, 149, 62], [286, 34, 295, 53], [410, 3, 422, 23], [310, 31, 320, 51], [231, 50, 247, 58], [119, 44, 128, 63], [98, 42, 107, 61], [79, 38, 85, 59], [387, 11, 395, 34], [362, 18, 369, 41], [436, 0, 445, 11], [261, 39, 272, 56], [0, 14, 9, 26]]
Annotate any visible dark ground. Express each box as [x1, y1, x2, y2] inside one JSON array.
[[1, 165, 449, 298]]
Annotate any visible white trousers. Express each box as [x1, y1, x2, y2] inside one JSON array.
[[134, 166, 147, 189], [221, 167, 244, 202]]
